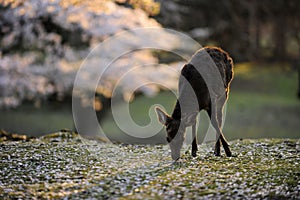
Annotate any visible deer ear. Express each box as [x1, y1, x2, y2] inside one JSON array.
[[155, 106, 170, 126], [183, 112, 198, 126]]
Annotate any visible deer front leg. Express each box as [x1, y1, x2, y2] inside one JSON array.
[[191, 123, 197, 157]]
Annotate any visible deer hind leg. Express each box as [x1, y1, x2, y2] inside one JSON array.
[[214, 137, 221, 156], [220, 134, 232, 157], [191, 123, 198, 157], [207, 106, 221, 156], [210, 98, 232, 157], [218, 107, 232, 157], [216, 99, 232, 157]]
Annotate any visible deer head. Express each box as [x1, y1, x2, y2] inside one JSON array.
[[155, 106, 198, 160]]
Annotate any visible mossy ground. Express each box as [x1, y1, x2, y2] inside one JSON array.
[[0, 133, 299, 199]]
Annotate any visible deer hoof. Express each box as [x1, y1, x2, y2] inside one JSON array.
[[214, 152, 221, 157], [191, 151, 197, 157], [226, 151, 232, 157]]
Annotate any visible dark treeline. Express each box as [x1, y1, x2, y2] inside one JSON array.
[[156, 0, 300, 63]]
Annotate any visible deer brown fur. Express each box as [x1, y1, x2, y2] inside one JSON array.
[[155, 46, 234, 160]]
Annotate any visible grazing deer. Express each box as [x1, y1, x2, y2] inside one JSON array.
[[155, 47, 234, 160]]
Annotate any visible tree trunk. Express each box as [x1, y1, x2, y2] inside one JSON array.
[[298, 67, 300, 99], [273, 15, 287, 60], [248, 0, 260, 60]]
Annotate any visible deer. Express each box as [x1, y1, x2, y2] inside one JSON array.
[[155, 46, 234, 160]]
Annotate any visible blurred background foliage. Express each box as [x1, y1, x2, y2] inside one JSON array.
[[0, 0, 299, 141], [155, 0, 300, 62]]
